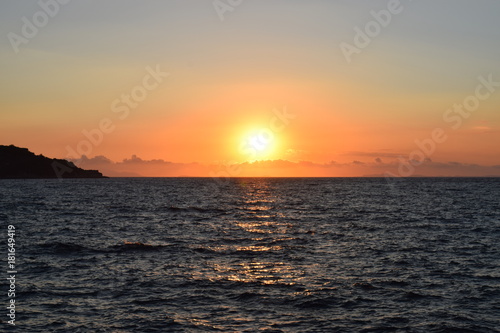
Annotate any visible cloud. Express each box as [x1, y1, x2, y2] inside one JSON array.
[[69, 155, 207, 177], [122, 155, 170, 165], [341, 151, 402, 158], [69, 155, 500, 178]]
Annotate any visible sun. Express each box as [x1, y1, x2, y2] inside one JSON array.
[[249, 133, 270, 151], [238, 128, 279, 161]]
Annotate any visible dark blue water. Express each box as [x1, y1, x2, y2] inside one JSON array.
[[1, 178, 499, 332]]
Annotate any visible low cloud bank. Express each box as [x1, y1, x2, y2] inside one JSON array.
[[70, 155, 500, 177]]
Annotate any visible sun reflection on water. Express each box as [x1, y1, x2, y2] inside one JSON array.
[[212, 261, 301, 285], [202, 179, 305, 286]]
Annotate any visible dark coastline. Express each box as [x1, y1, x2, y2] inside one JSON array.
[[0, 145, 106, 179]]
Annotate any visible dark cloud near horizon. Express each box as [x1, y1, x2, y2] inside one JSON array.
[[68, 155, 500, 178]]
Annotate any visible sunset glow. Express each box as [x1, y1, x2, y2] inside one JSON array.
[[2, 2, 500, 331], [1, 1, 499, 177]]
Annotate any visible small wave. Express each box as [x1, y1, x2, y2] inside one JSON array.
[[232, 292, 264, 301], [429, 325, 489, 333], [110, 241, 172, 251], [294, 296, 337, 309], [36, 242, 92, 254], [165, 205, 226, 214], [399, 291, 442, 301], [353, 282, 378, 290], [379, 280, 410, 287], [191, 245, 286, 255], [402, 291, 426, 299], [132, 297, 173, 305], [359, 326, 402, 332]]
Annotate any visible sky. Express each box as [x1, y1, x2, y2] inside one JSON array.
[[1, 0, 500, 177]]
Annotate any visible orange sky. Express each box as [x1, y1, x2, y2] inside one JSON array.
[[1, 1, 500, 177]]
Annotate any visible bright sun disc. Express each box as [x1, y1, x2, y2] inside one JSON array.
[[249, 134, 269, 151], [239, 127, 278, 161]]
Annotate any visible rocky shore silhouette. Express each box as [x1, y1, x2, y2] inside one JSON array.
[[0, 145, 106, 179]]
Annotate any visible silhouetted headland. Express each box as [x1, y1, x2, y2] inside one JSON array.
[[0, 145, 106, 179]]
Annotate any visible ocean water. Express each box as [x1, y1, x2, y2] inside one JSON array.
[[1, 177, 499, 332]]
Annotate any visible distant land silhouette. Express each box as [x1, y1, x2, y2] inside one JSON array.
[[0, 145, 106, 179]]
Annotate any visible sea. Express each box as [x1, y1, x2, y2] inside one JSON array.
[[1, 177, 499, 332]]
